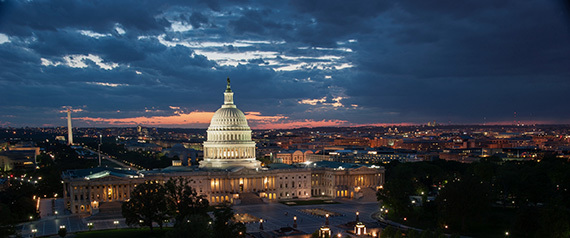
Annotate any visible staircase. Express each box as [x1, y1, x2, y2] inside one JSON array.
[[357, 188, 378, 202], [86, 201, 124, 220], [239, 193, 264, 205]]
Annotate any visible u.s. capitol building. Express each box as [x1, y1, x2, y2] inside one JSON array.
[[62, 80, 385, 214]]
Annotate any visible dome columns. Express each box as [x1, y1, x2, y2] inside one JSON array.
[[199, 79, 261, 169]]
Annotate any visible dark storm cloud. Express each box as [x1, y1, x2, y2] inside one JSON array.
[[0, 0, 171, 36], [0, 0, 568, 127], [189, 12, 209, 29], [337, 0, 570, 124]]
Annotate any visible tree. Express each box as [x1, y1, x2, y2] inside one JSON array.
[[212, 204, 246, 238], [380, 226, 396, 238], [536, 201, 570, 238], [122, 181, 169, 232], [164, 178, 209, 226], [436, 175, 490, 232], [166, 214, 212, 238], [406, 229, 420, 238]]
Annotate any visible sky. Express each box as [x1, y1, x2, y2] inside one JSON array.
[[0, 0, 569, 129]]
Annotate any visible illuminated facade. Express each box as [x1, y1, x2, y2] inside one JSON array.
[[200, 79, 261, 169], [275, 149, 315, 164], [62, 80, 384, 214]]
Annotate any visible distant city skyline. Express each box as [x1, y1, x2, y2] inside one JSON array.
[[0, 0, 569, 129]]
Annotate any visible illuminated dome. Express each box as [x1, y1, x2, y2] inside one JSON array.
[[209, 108, 249, 130], [199, 78, 261, 169]]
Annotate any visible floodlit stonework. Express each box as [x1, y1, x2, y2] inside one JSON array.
[[200, 79, 261, 169], [62, 79, 385, 214]]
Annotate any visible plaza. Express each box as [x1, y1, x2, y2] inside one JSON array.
[[234, 199, 382, 236], [20, 198, 381, 237]]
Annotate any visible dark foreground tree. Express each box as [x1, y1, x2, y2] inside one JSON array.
[[122, 181, 169, 231], [436, 175, 490, 232], [166, 214, 212, 238], [212, 204, 246, 238], [164, 177, 209, 226]]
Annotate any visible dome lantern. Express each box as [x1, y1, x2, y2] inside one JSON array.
[[200, 79, 261, 169]]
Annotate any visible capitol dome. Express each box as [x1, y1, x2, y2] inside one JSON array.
[[199, 78, 261, 169], [208, 107, 250, 131]]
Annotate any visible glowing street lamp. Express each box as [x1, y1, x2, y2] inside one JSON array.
[[58, 225, 66, 237], [87, 222, 93, 231], [293, 216, 297, 228], [114, 220, 119, 229], [259, 218, 264, 230], [31, 228, 37, 238]]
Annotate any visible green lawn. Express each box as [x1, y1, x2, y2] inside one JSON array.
[[74, 228, 172, 238], [279, 199, 340, 206]]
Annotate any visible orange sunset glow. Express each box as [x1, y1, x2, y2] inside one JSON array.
[[75, 111, 352, 129]]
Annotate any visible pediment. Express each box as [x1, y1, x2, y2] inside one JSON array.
[[86, 173, 135, 182], [349, 166, 380, 173], [228, 167, 261, 176]]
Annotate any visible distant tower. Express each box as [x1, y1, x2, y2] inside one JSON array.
[[67, 108, 74, 145]]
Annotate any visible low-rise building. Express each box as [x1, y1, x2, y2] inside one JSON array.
[[61, 81, 385, 215]]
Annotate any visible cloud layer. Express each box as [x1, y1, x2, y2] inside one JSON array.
[[0, 0, 569, 128]]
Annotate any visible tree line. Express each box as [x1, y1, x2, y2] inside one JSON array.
[[377, 156, 570, 237], [122, 177, 246, 238]]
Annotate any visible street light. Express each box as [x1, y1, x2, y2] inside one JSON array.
[[114, 220, 119, 229], [31, 228, 37, 238], [58, 226, 66, 237], [259, 218, 264, 230], [87, 222, 93, 231], [293, 216, 297, 228]]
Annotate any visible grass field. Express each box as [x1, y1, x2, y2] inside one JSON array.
[[74, 228, 172, 238], [279, 199, 340, 206]]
